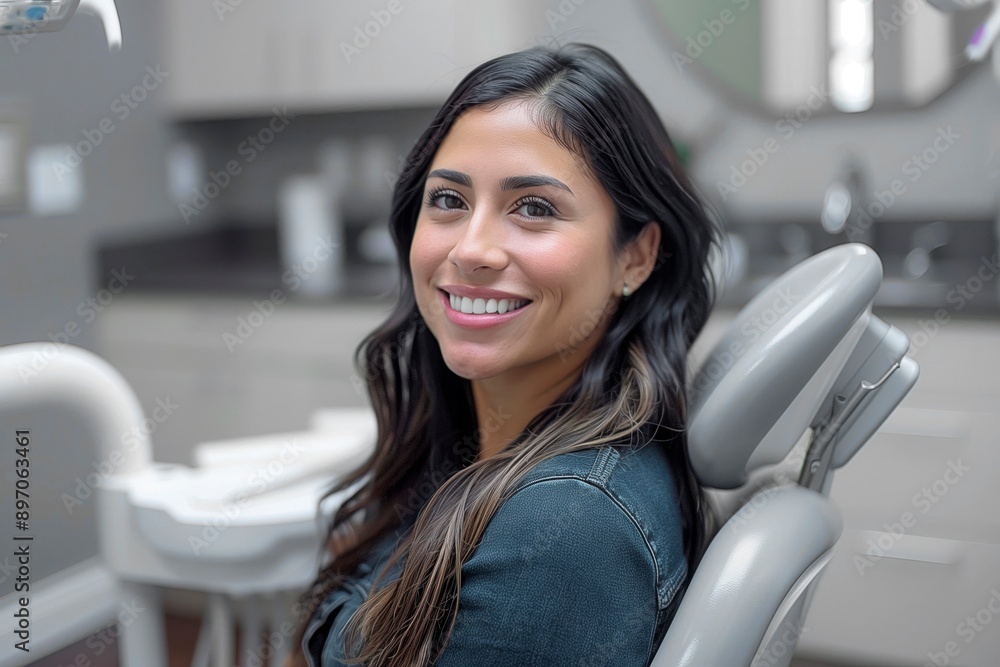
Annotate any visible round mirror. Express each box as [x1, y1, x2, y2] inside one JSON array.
[[646, 0, 994, 114]]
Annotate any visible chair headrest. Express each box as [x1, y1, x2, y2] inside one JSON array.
[[687, 243, 883, 489]]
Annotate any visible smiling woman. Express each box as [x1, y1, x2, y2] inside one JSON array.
[[411, 101, 660, 461], [286, 43, 723, 667]]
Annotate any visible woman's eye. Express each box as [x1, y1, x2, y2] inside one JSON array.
[[515, 198, 555, 218], [427, 190, 465, 211]]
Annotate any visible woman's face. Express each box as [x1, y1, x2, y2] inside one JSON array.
[[409, 101, 630, 382]]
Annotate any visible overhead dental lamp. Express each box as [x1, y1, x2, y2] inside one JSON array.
[[0, 0, 122, 50]]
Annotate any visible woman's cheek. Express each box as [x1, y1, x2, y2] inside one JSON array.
[[409, 225, 436, 282], [409, 225, 447, 318]]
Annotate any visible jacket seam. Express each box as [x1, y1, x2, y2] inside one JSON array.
[[510, 474, 663, 609], [661, 558, 687, 604], [585, 445, 620, 486]]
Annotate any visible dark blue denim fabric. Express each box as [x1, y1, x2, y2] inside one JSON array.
[[302, 442, 688, 666]]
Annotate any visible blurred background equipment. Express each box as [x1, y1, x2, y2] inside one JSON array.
[[0, 0, 122, 50]]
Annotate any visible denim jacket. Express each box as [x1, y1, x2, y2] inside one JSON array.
[[302, 441, 689, 666]]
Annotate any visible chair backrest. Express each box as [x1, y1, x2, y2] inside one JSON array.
[[653, 243, 918, 666], [687, 243, 882, 490]]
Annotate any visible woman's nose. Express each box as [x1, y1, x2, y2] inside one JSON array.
[[448, 207, 508, 273]]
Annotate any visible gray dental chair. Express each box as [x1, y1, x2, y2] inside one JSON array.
[[652, 242, 919, 666]]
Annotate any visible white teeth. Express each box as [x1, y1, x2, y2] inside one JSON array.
[[448, 292, 527, 315]]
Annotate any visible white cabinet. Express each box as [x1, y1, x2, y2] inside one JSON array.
[[803, 538, 1000, 667], [163, 0, 541, 117], [95, 294, 391, 465]]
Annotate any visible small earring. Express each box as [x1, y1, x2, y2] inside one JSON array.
[[622, 282, 632, 298]]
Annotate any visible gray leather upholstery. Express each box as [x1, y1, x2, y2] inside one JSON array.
[[687, 244, 882, 490], [651, 485, 841, 667]]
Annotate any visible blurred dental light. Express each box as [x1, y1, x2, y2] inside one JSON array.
[[829, 0, 875, 112], [0, 0, 122, 51]]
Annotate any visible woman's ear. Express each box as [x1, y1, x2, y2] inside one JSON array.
[[620, 221, 661, 288]]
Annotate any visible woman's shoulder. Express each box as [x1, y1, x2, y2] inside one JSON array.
[[496, 441, 689, 610], [511, 440, 678, 492]]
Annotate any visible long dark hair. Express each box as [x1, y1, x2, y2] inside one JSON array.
[[288, 42, 721, 666]]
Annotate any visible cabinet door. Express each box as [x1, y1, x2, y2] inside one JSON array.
[[289, 0, 461, 110], [164, 0, 289, 116], [800, 539, 1000, 667], [165, 0, 540, 116]]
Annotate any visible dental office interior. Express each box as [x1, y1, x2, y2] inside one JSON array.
[[1, 0, 999, 666]]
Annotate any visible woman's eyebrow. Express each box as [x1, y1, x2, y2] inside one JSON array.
[[426, 169, 573, 195], [499, 175, 573, 194], [427, 169, 472, 187]]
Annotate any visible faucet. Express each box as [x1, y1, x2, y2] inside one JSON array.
[[822, 155, 869, 243], [904, 220, 951, 279]]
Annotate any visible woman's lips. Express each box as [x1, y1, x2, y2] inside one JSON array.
[[439, 289, 531, 329]]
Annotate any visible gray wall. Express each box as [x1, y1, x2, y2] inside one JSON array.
[[0, 1, 181, 348]]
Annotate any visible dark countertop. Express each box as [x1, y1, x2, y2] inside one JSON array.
[[95, 223, 400, 304]]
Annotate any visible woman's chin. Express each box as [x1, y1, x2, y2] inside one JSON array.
[[441, 353, 505, 381]]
